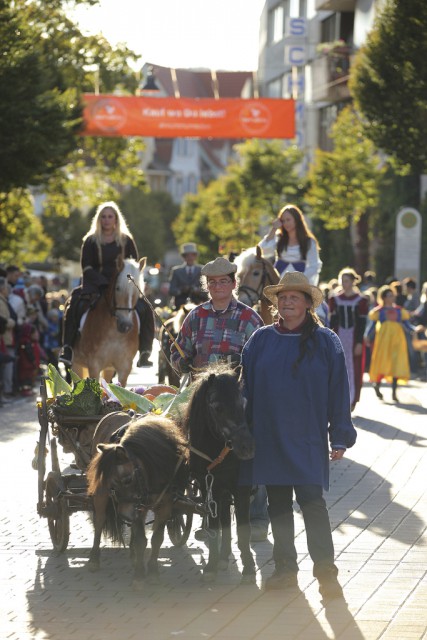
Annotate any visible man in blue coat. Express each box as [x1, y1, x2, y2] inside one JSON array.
[[240, 271, 357, 599]]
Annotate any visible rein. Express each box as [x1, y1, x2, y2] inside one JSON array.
[[238, 259, 273, 306], [108, 271, 138, 317]]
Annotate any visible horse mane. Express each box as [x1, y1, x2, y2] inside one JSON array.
[[184, 363, 239, 446], [116, 258, 144, 294], [87, 414, 189, 495], [120, 414, 189, 488], [233, 247, 259, 273]]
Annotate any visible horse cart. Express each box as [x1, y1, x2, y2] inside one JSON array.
[[35, 376, 194, 554]]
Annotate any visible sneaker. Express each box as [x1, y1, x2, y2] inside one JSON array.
[[137, 353, 153, 368], [250, 523, 268, 542], [58, 345, 73, 367], [265, 569, 298, 591]]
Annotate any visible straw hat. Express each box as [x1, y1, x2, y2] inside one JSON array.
[[263, 272, 324, 308], [201, 257, 237, 277], [180, 242, 198, 255]]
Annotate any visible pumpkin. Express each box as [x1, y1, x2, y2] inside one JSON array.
[[143, 384, 178, 398]]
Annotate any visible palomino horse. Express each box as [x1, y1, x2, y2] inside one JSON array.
[[234, 245, 280, 325], [72, 256, 146, 386], [184, 365, 256, 583]]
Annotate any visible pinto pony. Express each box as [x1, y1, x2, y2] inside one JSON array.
[[234, 245, 279, 325], [72, 256, 146, 386]]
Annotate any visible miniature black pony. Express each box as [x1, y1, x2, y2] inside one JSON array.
[[184, 365, 256, 583]]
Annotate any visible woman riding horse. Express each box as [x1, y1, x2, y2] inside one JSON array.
[[58, 201, 155, 368]]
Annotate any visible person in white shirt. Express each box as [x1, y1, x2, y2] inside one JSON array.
[[259, 204, 322, 285]]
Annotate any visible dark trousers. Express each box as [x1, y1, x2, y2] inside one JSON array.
[[266, 484, 337, 577], [135, 298, 155, 356]]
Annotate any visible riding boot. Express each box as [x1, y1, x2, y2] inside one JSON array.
[[58, 290, 86, 367], [135, 298, 155, 367]]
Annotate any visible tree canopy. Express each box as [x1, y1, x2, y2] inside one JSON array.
[[172, 140, 305, 262], [350, 0, 427, 173], [0, 0, 147, 265]]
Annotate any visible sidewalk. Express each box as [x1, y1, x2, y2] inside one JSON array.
[[0, 367, 426, 639]]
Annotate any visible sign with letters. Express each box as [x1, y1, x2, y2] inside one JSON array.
[[80, 95, 295, 139]]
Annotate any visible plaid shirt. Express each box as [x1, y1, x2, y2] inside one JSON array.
[[170, 297, 263, 372]]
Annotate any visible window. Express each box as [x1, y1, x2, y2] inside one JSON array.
[[268, 2, 290, 43]]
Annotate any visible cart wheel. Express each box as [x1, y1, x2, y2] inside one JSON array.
[[45, 472, 70, 552], [167, 511, 193, 547]]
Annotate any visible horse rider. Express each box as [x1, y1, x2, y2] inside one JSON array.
[[168, 243, 208, 310], [58, 201, 155, 368]]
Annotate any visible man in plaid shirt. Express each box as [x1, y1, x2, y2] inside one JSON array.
[[170, 256, 263, 374]]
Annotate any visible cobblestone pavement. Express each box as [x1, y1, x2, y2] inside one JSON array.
[[1, 348, 426, 640]]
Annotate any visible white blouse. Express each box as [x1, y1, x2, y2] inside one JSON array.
[[259, 235, 322, 285]]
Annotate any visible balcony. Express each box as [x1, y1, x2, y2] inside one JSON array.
[[311, 45, 352, 103], [315, 0, 356, 10]]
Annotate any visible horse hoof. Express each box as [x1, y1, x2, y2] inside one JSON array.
[[202, 570, 217, 584], [240, 572, 256, 585], [218, 559, 229, 571], [132, 579, 145, 592], [87, 561, 100, 573]]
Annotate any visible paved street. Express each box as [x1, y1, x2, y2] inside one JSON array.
[[1, 345, 426, 640]]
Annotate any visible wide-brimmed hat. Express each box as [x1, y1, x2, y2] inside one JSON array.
[[180, 242, 198, 255], [201, 257, 237, 277], [263, 272, 324, 308]]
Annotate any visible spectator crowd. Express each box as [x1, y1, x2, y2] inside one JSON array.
[[0, 265, 67, 406]]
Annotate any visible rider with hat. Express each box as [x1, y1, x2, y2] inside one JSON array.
[[168, 243, 207, 310]]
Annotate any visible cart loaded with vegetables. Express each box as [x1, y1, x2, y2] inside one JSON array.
[[35, 365, 196, 552]]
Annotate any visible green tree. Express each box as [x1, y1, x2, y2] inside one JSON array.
[[120, 189, 179, 265], [0, 0, 146, 264], [350, 0, 427, 173], [305, 107, 385, 277], [173, 140, 305, 260], [0, 1, 82, 192]]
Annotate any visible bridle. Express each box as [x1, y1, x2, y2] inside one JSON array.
[[238, 258, 276, 307], [106, 269, 138, 318]]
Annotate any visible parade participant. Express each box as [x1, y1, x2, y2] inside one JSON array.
[[259, 204, 322, 285], [58, 201, 155, 368], [170, 256, 263, 374], [240, 272, 356, 597], [329, 267, 368, 411], [168, 243, 207, 310], [368, 284, 411, 403]]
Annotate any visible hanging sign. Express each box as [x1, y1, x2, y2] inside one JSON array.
[[80, 95, 295, 139]]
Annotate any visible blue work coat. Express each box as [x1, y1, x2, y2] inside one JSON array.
[[239, 324, 357, 490]]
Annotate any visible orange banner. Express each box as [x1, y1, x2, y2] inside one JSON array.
[[81, 95, 295, 139]]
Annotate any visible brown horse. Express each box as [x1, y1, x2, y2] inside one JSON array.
[[72, 256, 146, 386], [235, 245, 280, 324], [86, 413, 190, 588]]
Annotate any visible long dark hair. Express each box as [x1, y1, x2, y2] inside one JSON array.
[[292, 307, 321, 375], [276, 205, 319, 260]]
